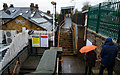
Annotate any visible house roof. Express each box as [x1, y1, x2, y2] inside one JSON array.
[[0, 7, 52, 19], [1, 7, 53, 31], [0, 8, 20, 19], [3, 15, 53, 31]]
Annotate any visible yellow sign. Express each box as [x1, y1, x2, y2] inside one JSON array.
[[32, 36, 40, 47]]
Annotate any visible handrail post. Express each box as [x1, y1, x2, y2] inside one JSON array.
[[117, 3, 120, 43], [73, 25, 77, 52], [96, 3, 101, 33], [87, 7, 90, 29], [8, 67, 10, 75], [117, 28, 120, 43], [12, 61, 19, 75], [56, 58, 59, 75]]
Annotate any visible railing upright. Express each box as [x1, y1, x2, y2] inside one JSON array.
[[73, 24, 78, 53], [96, 3, 101, 33], [117, 3, 120, 43]]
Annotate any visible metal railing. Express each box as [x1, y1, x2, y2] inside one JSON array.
[[57, 19, 65, 47], [88, 1, 120, 43], [71, 23, 78, 54]]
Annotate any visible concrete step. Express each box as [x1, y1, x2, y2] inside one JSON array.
[[60, 40, 73, 42], [60, 34, 72, 37], [19, 68, 35, 74], [59, 41, 73, 44], [59, 42, 73, 45], [62, 48, 73, 50], [59, 38, 72, 40], [62, 49, 73, 52], [62, 53, 74, 56], [60, 37, 72, 39], [60, 39, 72, 41], [62, 46, 73, 48], [60, 33, 72, 35], [59, 44, 73, 47], [60, 38, 72, 40]]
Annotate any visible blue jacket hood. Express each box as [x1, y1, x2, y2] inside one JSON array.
[[104, 38, 114, 45]]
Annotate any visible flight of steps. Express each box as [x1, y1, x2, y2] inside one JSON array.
[[59, 29, 73, 55]]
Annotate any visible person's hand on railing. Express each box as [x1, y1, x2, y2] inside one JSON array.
[[116, 57, 120, 61], [96, 59, 101, 62]]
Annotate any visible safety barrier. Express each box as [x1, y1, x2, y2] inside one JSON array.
[[71, 23, 78, 54], [88, 1, 120, 43]]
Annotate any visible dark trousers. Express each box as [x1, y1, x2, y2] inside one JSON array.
[[85, 65, 92, 75], [99, 65, 113, 75]]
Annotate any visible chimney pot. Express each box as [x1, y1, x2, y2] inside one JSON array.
[[30, 3, 34, 11], [35, 4, 39, 9], [3, 3, 8, 10], [10, 4, 14, 8]]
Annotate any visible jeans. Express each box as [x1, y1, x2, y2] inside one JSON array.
[[99, 65, 113, 75]]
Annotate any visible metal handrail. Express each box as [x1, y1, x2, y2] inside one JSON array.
[[73, 25, 78, 50], [57, 18, 65, 47], [12, 61, 19, 75], [71, 23, 78, 53]]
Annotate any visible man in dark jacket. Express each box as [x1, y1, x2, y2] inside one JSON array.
[[85, 50, 97, 75], [99, 38, 118, 75]]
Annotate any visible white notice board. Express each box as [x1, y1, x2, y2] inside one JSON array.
[[86, 39, 92, 46], [41, 35, 48, 47]]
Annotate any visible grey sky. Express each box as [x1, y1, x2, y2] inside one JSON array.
[[0, 0, 106, 13]]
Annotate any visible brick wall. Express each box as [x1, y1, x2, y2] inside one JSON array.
[[2, 16, 45, 33]]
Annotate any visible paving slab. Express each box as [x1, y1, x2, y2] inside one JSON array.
[[62, 56, 85, 73]]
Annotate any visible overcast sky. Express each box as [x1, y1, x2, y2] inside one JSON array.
[[0, 0, 106, 13]]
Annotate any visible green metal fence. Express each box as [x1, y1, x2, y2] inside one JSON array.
[[88, 1, 120, 43]]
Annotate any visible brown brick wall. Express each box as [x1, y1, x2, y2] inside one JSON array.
[[2, 16, 45, 32], [87, 29, 106, 56]]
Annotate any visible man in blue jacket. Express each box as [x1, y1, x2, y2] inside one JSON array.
[[99, 38, 118, 75]]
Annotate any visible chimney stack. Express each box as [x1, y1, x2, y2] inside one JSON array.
[[47, 10, 50, 15], [9, 4, 14, 8], [3, 3, 8, 11], [35, 4, 39, 10], [30, 3, 34, 11]]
